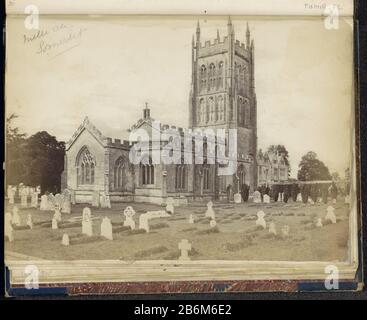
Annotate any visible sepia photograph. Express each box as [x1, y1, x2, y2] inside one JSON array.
[[3, 0, 361, 295]]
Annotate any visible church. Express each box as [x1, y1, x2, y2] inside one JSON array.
[[62, 18, 288, 204]]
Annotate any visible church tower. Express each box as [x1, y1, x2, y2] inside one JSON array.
[[189, 18, 258, 191]]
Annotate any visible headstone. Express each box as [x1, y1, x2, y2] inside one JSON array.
[[52, 218, 58, 229], [325, 206, 336, 224], [332, 198, 337, 204], [31, 192, 38, 208], [100, 192, 111, 209], [269, 222, 277, 235], [82, 207, 93, 236], [123, 206, 136, 230], [317, 197, 323, 203], [345, 195, 350, 204], [255, 211, 266, 229], [166, 197, 174, 214], [253, 191, 262, 203], [47, 193, 55, 210], [5, 212, 14, 242], [62, 234, 70, 246], [12, 206, 21, 226], [263, 194, 270, 204], [308, 198, 315, 205], [296, 193, 302, 202], [234, 193, 242, 204], [188, 214, 194, 224], [178, 239, 192, 261], [61, 189, 71, 214], [281, 225, 290, 237], [40, 195, 49, 211], [8, 187, 15, 204], [101, 217, 113, 240], [205, 201, 215, 219], [92, 190, 100, 207], [54, 206, 62, 222], [20, 188, 28, 207], [139, 213, 150, 233], [316, 218, 323, 228], [26, 214, 33, 229], [209, 219, 217, 228], [277, 192, 282, 202]]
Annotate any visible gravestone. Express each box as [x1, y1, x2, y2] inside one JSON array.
[[233, 193, 242, 204], [31, 192, 38, 208], [178, 239, 192, 261], [8, 187, 15, 204], [12, 206, 21, 226], [255, 211, 266, 229], [188, 214, 194, 224], [5, 212, 14, 242], [139, 213, 150, 233], [61, 189, 71, 214], [26, 214, 33, 229], [210, 219, 217, 228], [123, 206, 136, 230], [101, 217, 113, 240], [332, 199, 337, 204], [296, 193, 302, 202], [20, 188, 28, 207], [281, 225, 290, 237], [253, 191, 262, 203], [166, 197, 175, 214], [100, 192, 111, 209], [316, 218, 323, 227], [345, 195, 350, 204], [40, 195, 49, 211], [62, 234, 70, 246], [47, 194, 55, 210], [205, 201, 215, 219], [82, 207, 93, 236], [325, 206, 336, 224], [52, 218, 58, 230], [308, 198, 315, 205], [269, 222, 277, 235], [263, 194, 270, 204], [54, 206, 62, 222]]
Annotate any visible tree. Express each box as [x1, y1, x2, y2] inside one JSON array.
[[267, 145, 290, 166], [5, 113, 27, 185], [24, 131, 65, 193], [297, 151, 331, 181]]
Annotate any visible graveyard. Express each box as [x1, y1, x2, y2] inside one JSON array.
[[4, 193, 350, 262]]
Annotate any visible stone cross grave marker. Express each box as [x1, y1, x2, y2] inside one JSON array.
[[178, 239, 192, 261]]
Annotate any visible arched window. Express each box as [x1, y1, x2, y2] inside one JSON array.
[[238, 97, 243, 125], [217, 96, 224, 121], [202, 160, 210, 191], [217, 61, 224, 88], [209, 63, 216, 90], [175, 158, 186, 190], [114, 156, 126, 189], [244, 100, 250, 127], [200, 65, 207, 92], [140, 158, 154, 185], [199, 98, 206, 124], [76, 147, 96, 185], [208, 97, 215, 122], [238, 164, 246, 187]]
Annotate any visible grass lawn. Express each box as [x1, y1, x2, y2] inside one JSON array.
[[4, 199, 350, 262]]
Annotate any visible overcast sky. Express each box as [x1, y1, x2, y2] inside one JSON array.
[[6, 16, 353, 178]]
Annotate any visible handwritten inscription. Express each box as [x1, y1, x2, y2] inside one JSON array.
[[23, 23, 87, 58]]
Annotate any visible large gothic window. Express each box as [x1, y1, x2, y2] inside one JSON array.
[[76, 147, 96, 185], [244, 100, 250, 127], [199, 98, 206, 124], [217, 61, 224, 89], [114, 156, 126, 190], [200, 65, 207, 92], [202, 161, 210, 191], [175, 159, 186, 190], [208, 97, 215, 122], [217, 96, 225, 121], [209, 63, 216, 90], [141, 158, 154, 185]]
